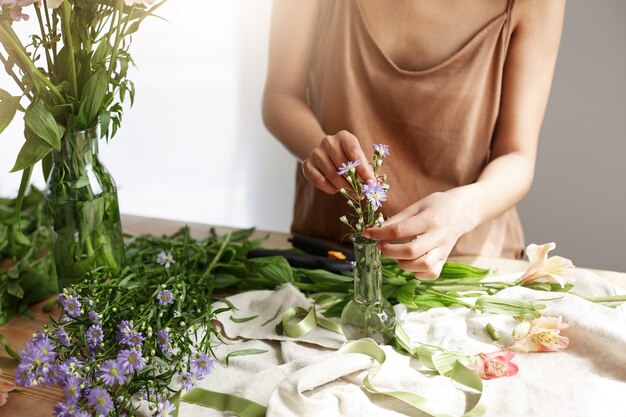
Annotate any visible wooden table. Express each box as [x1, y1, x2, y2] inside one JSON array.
[[1, 214, 625, 417]]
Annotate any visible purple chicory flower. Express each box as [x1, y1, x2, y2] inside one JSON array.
[[58, 293, 82, 318], [117, 349, 146, 372], [86, 324, 104, 350], [191, 353, 214, 378], [361, 182, 387, 210], [156, 250, 175, 268], [157, 290, 174, 306], [156, 400, 177, 417], [337, 160, 361, 176], [99, 359, 127, 387], [87, 387, 114, 416]]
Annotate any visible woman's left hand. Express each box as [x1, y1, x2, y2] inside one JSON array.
[[363, 189, 477, 280]]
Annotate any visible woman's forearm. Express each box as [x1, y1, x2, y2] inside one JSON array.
[[452, 152, 535, 234], [262, 90, 326, 162]]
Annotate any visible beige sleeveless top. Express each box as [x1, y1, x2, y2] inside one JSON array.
[[291, 0, 525, 259]]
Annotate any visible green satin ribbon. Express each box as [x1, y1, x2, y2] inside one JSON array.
[[281, 305, 344, 337], [174, 335, 485, 417], [178, 387, 267, 417]]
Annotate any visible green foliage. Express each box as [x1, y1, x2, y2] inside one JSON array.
[[0, 187, 57, 326], [0, 0, 167, 211]]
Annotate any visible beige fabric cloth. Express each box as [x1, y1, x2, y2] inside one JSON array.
[[292, 0, 525, 258], [180, 270, 626, 417]]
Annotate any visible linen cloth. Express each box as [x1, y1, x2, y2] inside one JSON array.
[[180, 269, 626, 417]]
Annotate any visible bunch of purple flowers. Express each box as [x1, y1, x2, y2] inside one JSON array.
[[338, 143, 391, 237], [16, 250, 216, 417]]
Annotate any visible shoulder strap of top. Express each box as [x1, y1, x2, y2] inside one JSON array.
[[504, 0, 517, 40]]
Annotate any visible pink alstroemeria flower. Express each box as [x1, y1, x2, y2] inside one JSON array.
[[519, 242, 574, 287], [0, 369, 16, 407], [474, 349, 519, 380], [509, 316, 570, 353]]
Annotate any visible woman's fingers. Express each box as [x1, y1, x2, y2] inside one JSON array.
[[337, 131, 376, 183], [378, 235, 436, 260], [302, 160, 339, 194], [397, 248, 444, 280], [309, 148, 352, 191], [364, 211, 432, 241]]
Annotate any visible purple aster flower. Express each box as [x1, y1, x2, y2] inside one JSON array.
[[337, 160, 361, 176], [15, 363, 35, 387], [55, 326, 71, 347], [53, 401, 78, 417], [118, 320, 134, 334], [373, 143, 390, 158], [156, 399, 177, 417], [58, 293, 82, 318], [63, 375, 83, 404], [88, 311, 102, 323], [180, 371, 200, 392], [87, 387, 114, 416], [86, 324, 104, 350], [361, 182, 387, 210], [34, 335, 56, 363], [117, 349, 146, 372], [74, 410, 91, 417], [156, 329, 172, 353], [157, 290, 174, 306], [191, 352, 214, 378], [42, 363, 64, 386], [122, 331, 145, 348], [156, 250, 176, 268], [99, 359, 127, 386]]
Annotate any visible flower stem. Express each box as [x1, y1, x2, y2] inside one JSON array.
[[34, 6, 54, 73], [60, 2, 78, 99], [577, 294, 626, 303], [0, 21, 64, 103]]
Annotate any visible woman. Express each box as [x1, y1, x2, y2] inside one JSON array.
[[262, 0, 565, 279]]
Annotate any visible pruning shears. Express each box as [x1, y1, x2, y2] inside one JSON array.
[[246, 235, 354, 274]]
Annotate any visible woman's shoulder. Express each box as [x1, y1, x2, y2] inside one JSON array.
[[510, 0, 567, 35]]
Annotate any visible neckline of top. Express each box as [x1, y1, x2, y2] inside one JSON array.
[[353, 0, 509, 76]]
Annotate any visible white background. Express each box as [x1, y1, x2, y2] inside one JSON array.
[[1, 1, 625, 270]]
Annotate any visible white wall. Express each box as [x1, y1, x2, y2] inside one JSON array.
[[517, 1, 626, 271], [1, 1, 625, 270]]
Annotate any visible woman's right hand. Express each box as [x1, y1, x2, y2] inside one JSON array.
[[302, 130, 376, 194]]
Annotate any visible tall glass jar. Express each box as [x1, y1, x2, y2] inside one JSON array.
[[341, 237, 396, 344], [44, 128, 125, 289]]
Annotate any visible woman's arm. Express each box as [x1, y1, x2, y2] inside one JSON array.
[[365, 0, 567, 279], [262, 0, 375, 194]]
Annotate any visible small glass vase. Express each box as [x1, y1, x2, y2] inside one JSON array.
[[44, 128, 125, 289], [341, 237, 396, 344]]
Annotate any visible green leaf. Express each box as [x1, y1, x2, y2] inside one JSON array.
[[229, 314, 258, 323], [0, 93, 20, 134], [7, 281, 24, 298], [246, 256, 294, 285], [475, 296, 542, 317], [11, 130, 52, 172], [224, 349, 268, 367], [24, 100, 64, 151], [79, 69, 108, 127], [439, 262, 490, 279]]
